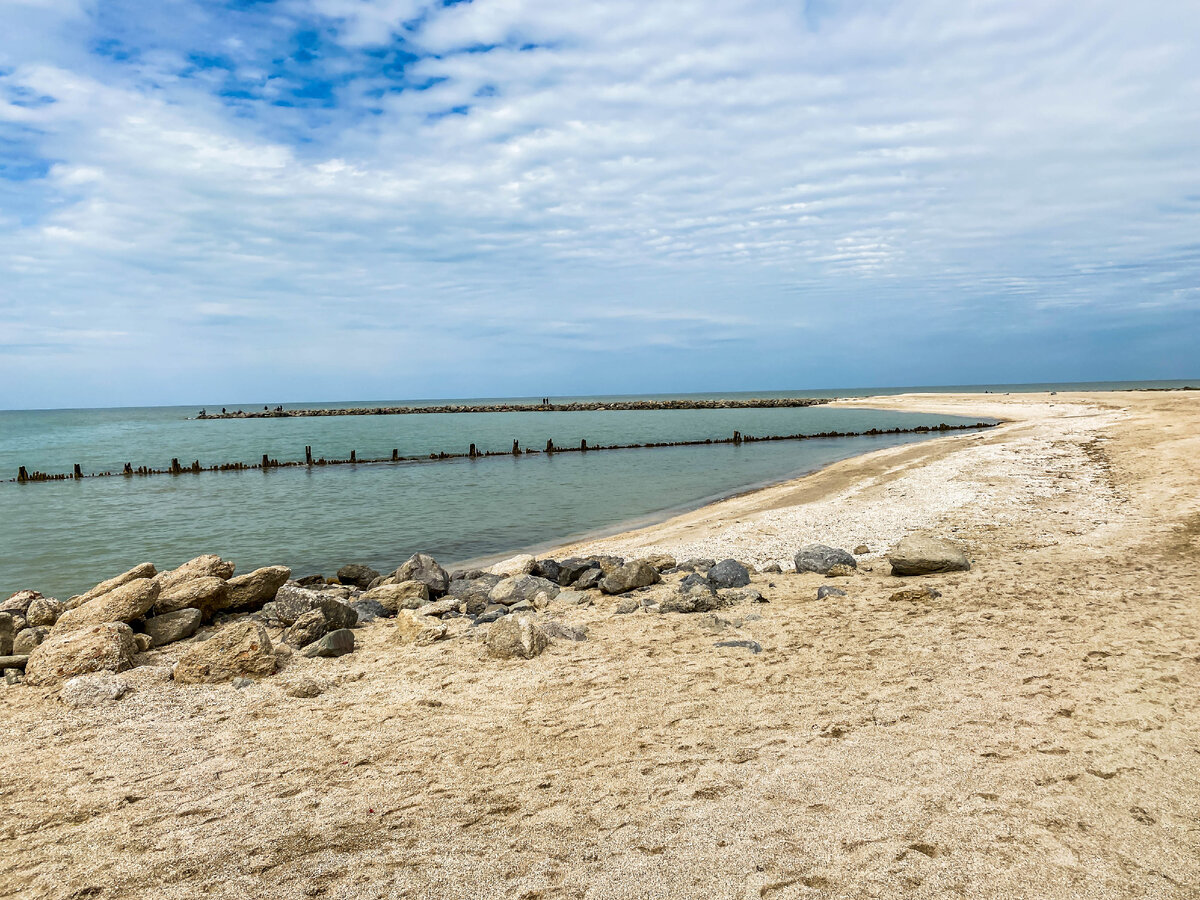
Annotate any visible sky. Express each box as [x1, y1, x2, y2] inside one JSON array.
[[1, 0, 1198, 408]]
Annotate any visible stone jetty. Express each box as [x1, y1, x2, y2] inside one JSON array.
[[195, 398, 831, 419]]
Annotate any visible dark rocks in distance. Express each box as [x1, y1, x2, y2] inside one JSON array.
[[706, 559, 751, 589], [336, 564, 380, 589], [794, 545, 857, 575]]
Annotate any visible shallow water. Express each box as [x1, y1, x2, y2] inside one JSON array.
[[0, 381, 1189, 598]]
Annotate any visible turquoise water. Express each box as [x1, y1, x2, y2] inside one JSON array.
[[0, 381, 1189, 598]]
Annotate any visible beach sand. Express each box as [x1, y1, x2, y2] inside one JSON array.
[[2, 391, 1198, 899]]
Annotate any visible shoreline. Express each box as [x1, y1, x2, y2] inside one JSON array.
[[3, 389, 1199, 898]]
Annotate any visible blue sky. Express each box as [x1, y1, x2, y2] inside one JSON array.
[[1, 0, 1198, 408]]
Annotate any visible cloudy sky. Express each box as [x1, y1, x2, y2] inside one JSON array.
[[1, 0, 1198, 407]]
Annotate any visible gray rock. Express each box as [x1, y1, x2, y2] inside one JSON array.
[[264, 584, 358, 630], [154, 555, 233, 593], [392, 553, 450, 596], [143, 608, 202, 647], [714, 639, 762, 654], [60, 673, 128, 707], [660, 577, 722, 614], [295, 574, 326, 587], [489, 575, 560, 606], [336, 563, 381, 588], [761, 562, 783, 574], [0, 612, 13, 656], [232, 677, 254, 689], [614, 598, 640, 614], [4, 668, 22, 685], [508, 600, 534, 613], [174, 621, 276, 683], [284, 609, 328, 648], [224, 566, 291, 613], [349, 598, 388, 623], [556, 558, 600, 586], [474, 605, 508, 625], [717, 587, 764, 605], [302, 628, 355, 658], [533, 559, 561, 582], [543, 621, 588, 641], [26, 597, 64, 628], [887, 535, 970, 576], [794, 545, 857, 575], [600, 560, 661, 595], [706, 559, 751, 589], [417, 597, 462, 618], [282, 676, 325, 698], [573, 569, 604, 591], [676, 558, 716, 573], [485, 615, 548, 659], [698, 614, 733, 634], [643, 553, 677, 571], [13, 626, 50, 655], [816, 586, 847, 600], [0, 655, 30, 670], [555, 590, 590, 606]]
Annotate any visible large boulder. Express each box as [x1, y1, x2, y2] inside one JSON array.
[[887, 536, 970, 576], [1, 589, 43, 616], [336, 563, 380, 589], [53, 578, 160, 633], [659, 575, 722, 614], [283, 610, 328, 648], [223, 566, 291, 612], [487, 554, 537, 578], [706, 559, 751, 589], [362, 581, 431, 612], [489, 575, 560, 607], [391, 554, 449, 596], [174, 621, 276, 683], [67, 563, 157, 610], [143, 608, 202, 648], [485, 615, 548, 660], [793, 545, 857, 575], [153, 576, 230, 618], [262, 584, 358, 630], [25, 623, 138, 685], [556, 558, 601, 586], [155, 555, 235, 593], [599, 560, 661, 595]]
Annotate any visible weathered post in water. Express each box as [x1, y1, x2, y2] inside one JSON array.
[[392, 449, 399, 461], [123, 463, 133, 476], [305, 446, 313, 465], [73, 464, 82, 479], [733, 430, 742, 444], [469, 443, 478, 458], [350, 450, 357, 463], [18, 466, 28, 483], [171, 458, 182, 475], [261, 454, 269, 469], [512, 440, 520, 456], [545, 439, 554, 453], [581, 439, 588, 452]]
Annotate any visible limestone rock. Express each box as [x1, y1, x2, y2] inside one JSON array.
[[544, 621, 588, 641], [302, 629, 355, 658], [25, 597, 64, 628], [417, 597, 462, 617], [643, 553, 677, 571], [392, 553, 449, 596], [706, 559, 751, 589], [794, 545, 857, 575], [487, 554, 537, 578], [676, 558, 716, 573], [555, 590, 590, 606], [1, 589, 43, 616], [133, 633, 153, 652], [143, 608, 202, 647], [13, 626, 50, 655], [714, 639, 762, 654], [660, 576, 721, 614], [54, 579, 160, 632], [282, 676, 325, 698], [0, 655, 29, 671], [853, 545, 871, 555], [614, 598, 640, 614], [25, 623, 137, 685], [60, 673, 128, 707], [224, 566, 291, 612], [155, 555, 234, 593], [336, 563, 380, 588], [174, 621, 276, 684], [761, 562, 783, 574], [717, 587, 765, 605], [362, 580, 431, 612], [485, 615, 548, 660], [825, 563, 856, 578], [889, 586, 943, 602], [599, 560, 661, 595], [153, 576, 231, 618], [887, 536, 970, 576], [67, 563, 157, 610], [284, 609, 328, 648]]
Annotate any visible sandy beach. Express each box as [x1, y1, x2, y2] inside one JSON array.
[[2, 390, 1198, 899]]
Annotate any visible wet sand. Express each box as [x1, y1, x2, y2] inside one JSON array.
[[1, 391, 1198, 899]]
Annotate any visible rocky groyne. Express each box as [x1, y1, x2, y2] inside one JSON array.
[[195, 398, 831, 419]]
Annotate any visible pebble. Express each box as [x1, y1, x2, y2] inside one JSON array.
[[714, 639, 762, 654]]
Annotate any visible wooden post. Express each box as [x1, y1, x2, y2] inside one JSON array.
[[469, 443, 477, 458], [73, 464, 82, 479], [261, 454, 269, 469], [123, 463, 133, 476], [733, 431, 742, 444], [17, 466, 28, 483], [305, 446, 313, 465], [580, 439, 587, 452], [350, 450, 357, 463], [545, 439, 554, 453], [512, 440, 520, 455], [192, 460, 200, 473], [171, 458, 182, 474], [392, 449, 399, 461]]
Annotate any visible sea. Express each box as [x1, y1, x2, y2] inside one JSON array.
[[0, 380, 1192, 599]]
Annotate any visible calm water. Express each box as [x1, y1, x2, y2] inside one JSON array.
[[0, 381, 1190, 598]]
